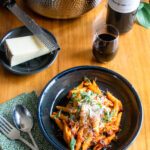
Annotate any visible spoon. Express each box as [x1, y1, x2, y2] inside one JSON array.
[[13, 104, 39, 150]]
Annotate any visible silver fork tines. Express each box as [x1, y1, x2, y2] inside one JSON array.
[[0, 116, 37, 150], [0, 116, 19, 140], [0, 116, 13, 131], [0, 124, 9, 134]]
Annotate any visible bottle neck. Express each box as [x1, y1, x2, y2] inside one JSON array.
[[108, 0, 140, 13]]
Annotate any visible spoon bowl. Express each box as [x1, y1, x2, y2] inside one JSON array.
[[13, 105, 33, 132], [13, 104, 39, 149]]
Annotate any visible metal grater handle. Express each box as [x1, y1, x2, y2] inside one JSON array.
[[0, 0, 15, 7]]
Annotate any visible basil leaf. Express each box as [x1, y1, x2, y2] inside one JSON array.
[[58, 108, 63, 118], [119, 128, 122, 132], [71, 92, 77, 101], [70, 114, 75, 120], [84, 135, 88, 140], [138, 2, 144, 10], [76, 106, 81, 118], [88, 109, 91, 118], [97, 102, 102, 109], [102, 117, 108, 123], [113, 137, 117, 141], [137, 2, 150, 29], [54, 108, 63, 119], [70, 137, 76, 150], [54, 115, 58, 120], [102, 110, 115, 123], [109, 110, 115, 118], [80, 92, 92, 104]]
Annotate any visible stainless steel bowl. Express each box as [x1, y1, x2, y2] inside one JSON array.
[[23, 0, 102, 19]]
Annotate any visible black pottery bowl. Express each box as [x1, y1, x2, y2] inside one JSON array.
[[38, 66, 143, 150]]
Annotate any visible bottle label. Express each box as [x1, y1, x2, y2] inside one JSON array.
[[108, 0, 140, 13]]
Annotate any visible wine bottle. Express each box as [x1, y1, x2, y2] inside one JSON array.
[[106, 0, 140, 34]]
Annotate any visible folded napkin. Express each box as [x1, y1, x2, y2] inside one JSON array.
[[0, 91, 56, 150]]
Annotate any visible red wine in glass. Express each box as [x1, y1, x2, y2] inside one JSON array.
[[92, 24, 119, 63]]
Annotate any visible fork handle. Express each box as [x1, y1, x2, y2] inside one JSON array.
[[19, 137, 37, 150]]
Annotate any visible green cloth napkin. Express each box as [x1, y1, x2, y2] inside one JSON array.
[[0, 91, 56, 150]]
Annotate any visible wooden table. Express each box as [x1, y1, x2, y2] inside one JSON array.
[[0, 0, 149, 149]]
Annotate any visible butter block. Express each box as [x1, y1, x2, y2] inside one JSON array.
[[4, 35, 50, 67]]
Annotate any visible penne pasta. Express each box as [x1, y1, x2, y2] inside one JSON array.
[[63, 120, 72, 145], [51, 112, 69, 121], [92, 118, 100, 136], [102, 134, 116, 146], [75, 127, 84, 150], [71, 122, 79, 136], [51, 79, 123, 150], [56, 106, 77, 114], [107, 91, 123, 111], [92, 80, 103, 95], [54, 118, 64, 131], [82, 131, 93, 150], [114, 112, 122, 131], [93, 144, 104, 150], [94, 135, 105, 143]]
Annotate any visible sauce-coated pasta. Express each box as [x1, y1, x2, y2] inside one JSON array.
[[51, 78, 123, 150]]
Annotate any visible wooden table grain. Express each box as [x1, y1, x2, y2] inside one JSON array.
[[0, 0, 150, 149]]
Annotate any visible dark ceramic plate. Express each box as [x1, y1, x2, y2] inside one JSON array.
[[0, 26, 59, 75], [38, 66, 143, 150]]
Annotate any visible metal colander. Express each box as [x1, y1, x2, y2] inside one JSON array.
[[23, 0, 102, 19]]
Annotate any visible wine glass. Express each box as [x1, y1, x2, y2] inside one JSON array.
[[92, 24, 119, 63]]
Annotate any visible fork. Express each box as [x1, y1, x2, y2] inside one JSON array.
[[0, 116, 37, 150]]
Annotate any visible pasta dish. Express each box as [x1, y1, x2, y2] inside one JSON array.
[[51, 78, 123, 150]]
